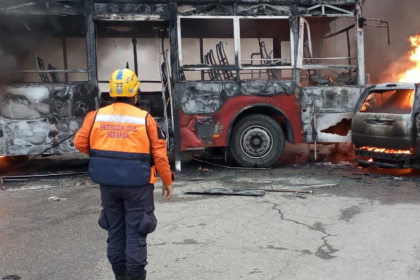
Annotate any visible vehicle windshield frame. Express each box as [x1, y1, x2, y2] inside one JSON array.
[[358, 87, 415, 115]]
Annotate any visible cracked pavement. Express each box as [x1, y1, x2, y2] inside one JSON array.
[[1, 158, 420, 280]]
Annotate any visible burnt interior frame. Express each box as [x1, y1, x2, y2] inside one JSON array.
[[177, 15, 298, 82], [0, 14, 89, 83]]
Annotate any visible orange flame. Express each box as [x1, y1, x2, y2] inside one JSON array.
[[397, 35, 420, 83], [360, 146, 412, 155]]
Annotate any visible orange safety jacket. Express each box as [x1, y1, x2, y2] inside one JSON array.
[[74, 102, 173, 187]]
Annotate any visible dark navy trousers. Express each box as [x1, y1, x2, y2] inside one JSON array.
[[98, 184, 157, 275]]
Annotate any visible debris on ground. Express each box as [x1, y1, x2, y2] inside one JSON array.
[[184, 187, 317, 196], [315, 161, 352, 169], [48, 196, 67, 201], [185, 188, 265, 196], [197, 166, 210, 173], [2, 275, 21, 280], [288, 183, 338, 190]]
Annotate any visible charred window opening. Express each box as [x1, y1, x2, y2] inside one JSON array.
[[239, 18, 292, 81], [360, 89, 414, 114], [179, 18, 235, 81], [178, 16, 294, 82], [95, 21, 170, 112], [298, 17, 358, 87], [95, 20, 173, 142], [0, 15, 88, 84]]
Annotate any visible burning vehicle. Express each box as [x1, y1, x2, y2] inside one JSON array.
[[0, 0, 389, 170], [352, 83, 419, 168], [352, 35, 420, 168]]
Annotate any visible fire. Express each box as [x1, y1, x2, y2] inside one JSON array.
[[397, 35, 420, 83], [360, 146, 412, 155]]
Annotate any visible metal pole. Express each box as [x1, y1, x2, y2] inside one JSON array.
[[346, 30, 352, 75], [313, 102, 317, 161], [169, 2, 181, 172], [155, 31, 170, 149], [199, 37, 204, 80], [356, 1, 366, 86], [165, 50, 175, 142], [290, 5, 300, 85], [62, 36, 69, 82], [273, 37, 281, 78], [132, 37, 138, 76], [233, 17, 241, 81], [85, 0, 98, 85]]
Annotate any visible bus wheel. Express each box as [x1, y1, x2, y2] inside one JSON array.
[[229, 114, 285, 168]]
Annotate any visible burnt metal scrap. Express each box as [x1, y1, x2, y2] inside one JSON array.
[[0, 83, 99, 156], [0, 0, 361, 18], [185, 188, 266, 196], [176, 81, 296, 115], [94, 3, 169, 20], [184, 187, 315, 196], [300, 86, 365, 142]]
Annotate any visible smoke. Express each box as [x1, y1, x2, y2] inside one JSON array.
[[363, 0, 420, 83]]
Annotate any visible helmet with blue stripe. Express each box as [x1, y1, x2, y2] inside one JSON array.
[[109, 68, 140, 98]]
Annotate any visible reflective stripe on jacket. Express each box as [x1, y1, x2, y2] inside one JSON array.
[[88, 103, 157, 187]]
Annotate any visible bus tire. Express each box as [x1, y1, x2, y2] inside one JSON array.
[[229, 114, 285, 168]]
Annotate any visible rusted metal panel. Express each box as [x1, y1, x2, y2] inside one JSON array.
[[300, 86, 365, 142], [414, 112, 420, 157], [0, 0, 359, 16], [353, 114, 414, 150], [94, 3, 169, 20], [316, 113, 352, 142], [176, 80, 303, 150], [0, 83, 99, 156], [175, 80, 296, 115], [178, 2, 356, 17], [93, 0, 359, 4]]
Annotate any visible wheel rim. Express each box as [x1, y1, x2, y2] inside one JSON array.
[[240, 125, 273, 158]]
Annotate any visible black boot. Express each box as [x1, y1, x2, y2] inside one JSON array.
[[128, 270, 146, 280], [113, 268, 129, 280]]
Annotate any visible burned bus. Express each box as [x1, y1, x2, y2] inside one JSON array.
[[0, 0, 387, 170]]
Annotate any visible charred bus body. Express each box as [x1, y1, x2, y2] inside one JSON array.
[[0, 0, 383, 169]]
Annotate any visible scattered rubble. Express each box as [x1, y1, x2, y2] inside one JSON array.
[[48, 196, 67, 201], [184, 184, 341, 196], [185, 188, 265, 196], [315, 161, 353, 169], [197, 166, 210, 173], [2, 275, 21, 280]]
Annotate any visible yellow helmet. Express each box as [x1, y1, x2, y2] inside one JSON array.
[[109, 68, 140, 98]]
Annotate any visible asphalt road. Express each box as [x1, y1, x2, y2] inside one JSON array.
[[1, 158, 420, 280]]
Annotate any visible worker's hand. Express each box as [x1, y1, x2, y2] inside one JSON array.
[[162, 184, 173, 201]]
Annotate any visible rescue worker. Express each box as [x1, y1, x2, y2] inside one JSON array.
[[74, 68, 173, 280]]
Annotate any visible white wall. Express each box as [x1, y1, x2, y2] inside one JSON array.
[[20, 37, 87, 82]]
